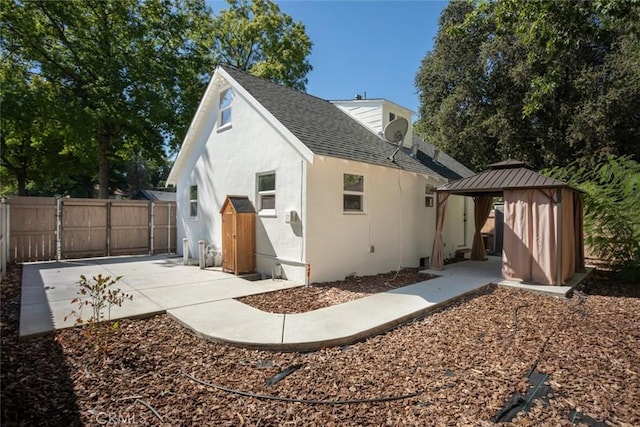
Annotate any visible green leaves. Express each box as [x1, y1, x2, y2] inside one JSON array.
[[1, 0, 313, 197], [415, 0, 640, 172], [212, 0, 312, 91], [545, 155, 640, 280]]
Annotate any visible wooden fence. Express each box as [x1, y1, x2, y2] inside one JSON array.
[[0, 197, 177, 266]]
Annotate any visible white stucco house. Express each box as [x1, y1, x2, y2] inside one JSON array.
[[166, 65, 474, 284]]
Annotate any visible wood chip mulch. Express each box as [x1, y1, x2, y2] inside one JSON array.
[[238, 268, 434, 313], [2, 263, 639, 426]]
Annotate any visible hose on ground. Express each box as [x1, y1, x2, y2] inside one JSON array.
[[180, 371, 422, 405]]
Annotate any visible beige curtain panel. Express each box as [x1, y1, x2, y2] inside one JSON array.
[[429, 191, 449, 271], [502, 189, 577, 285], [470, 196, 493, 261]]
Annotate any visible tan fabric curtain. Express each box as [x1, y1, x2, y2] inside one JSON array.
[[429, 191, 449, 270], [561, 188, 576, 282], [470, 196, 493, 260], [530, 189, 557, 284], [502, 190, 533, 281], [503, 189, 577, 285], [573, 191, 585, 272]]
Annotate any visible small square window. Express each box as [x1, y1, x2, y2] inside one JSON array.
[[258, 172, 276, 213], [344, 173, 364, 212], [425, 184, 435, 208], [425, 196, 434, 207], [189, 185, 198, 217]]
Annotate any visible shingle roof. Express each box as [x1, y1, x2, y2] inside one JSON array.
[[438, 160, 574, 196], [412, 135, 474, 180], [133, 190, 176, 201], [222, 65, 449, 177], [222, 196, 255, 213]]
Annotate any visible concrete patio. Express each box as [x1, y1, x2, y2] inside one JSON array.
[[20, 254, 583, 351], [19, 255, 301, 337]]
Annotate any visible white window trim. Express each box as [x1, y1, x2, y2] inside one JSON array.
[[343, 172, 365, 214], [217, 86, 233, 130], [425, 183, 435, 208], [257, 172, 276, 217], [189, 184, 198, 218]]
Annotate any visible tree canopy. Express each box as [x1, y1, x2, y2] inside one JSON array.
[[415, 0, 640, 172], [1, 0, 312, 197], [212, 0, 313, 91]]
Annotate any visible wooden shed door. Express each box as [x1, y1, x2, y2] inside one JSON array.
[[221, 209, 235, 272]]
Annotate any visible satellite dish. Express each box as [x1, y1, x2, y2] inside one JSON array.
[[383, 117, 409, 145]]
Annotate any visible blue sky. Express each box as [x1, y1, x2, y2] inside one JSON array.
[[209, 0, 448, 117]]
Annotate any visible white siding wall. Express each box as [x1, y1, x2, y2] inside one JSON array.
[[175, 86, 308, 283], [334, 99, 414, 147], [332, 100, 384, 132], [305, 156, 446, 283]]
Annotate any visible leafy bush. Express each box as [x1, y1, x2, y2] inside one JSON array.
[[546, 155, 640, 282]]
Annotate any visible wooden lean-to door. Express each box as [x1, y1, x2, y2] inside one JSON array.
[[221, 203, 235, 273]]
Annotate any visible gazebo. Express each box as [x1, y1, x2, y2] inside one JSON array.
[[430, 160, 585, 285]]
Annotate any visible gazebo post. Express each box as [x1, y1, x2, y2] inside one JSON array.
[[556, 190, 563, 286]]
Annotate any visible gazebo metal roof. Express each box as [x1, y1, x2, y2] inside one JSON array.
[[436, 160, 575, 197]]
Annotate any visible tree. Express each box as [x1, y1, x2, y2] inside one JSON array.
[[1, 0, 313, 198], [1, 0, 216, 198], [415, 0, 640, 172], [0, 56, 94, 196], [212, 0, 313, 91]]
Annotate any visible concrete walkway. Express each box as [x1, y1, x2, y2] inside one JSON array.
[[20, 255, 505, 351], [168, 258, 503, 351]]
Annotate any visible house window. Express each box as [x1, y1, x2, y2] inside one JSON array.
[[219, 88, 233, 127], [189, 185, 198, 217], [344, 173, 364, 212], [258, 172, 276, 213], [425, 184, 435, 207]]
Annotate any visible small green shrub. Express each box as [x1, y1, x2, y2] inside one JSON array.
[[65, 274, 133, 352]]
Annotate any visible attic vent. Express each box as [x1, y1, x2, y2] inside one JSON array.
[[433, 149, 440, 165]]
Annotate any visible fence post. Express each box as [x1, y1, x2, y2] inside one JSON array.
[[56, 197, 62, 262], [167, 203, 172, 254], [6, 203, 11, 265], [1, 199, 6, 279], [106, 200, 111, 257], [149, 201, 154, 256]]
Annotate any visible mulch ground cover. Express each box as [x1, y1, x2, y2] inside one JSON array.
[[238, 268, 435, 313], [2, 263, 639, 426]]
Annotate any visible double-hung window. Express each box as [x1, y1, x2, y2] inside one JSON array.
[[343, 173, 364, 213], [219, 88, 233, 127], [258, 172, 276, 213], [189, 185, 198, 217]]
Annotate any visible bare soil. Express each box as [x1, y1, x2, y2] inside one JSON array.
[[2, 263, 639, 426]]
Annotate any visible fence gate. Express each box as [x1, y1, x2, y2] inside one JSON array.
[[5, 197, 57, 263], [1, 197, 176, 263], [61, 199, 109, 259]]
